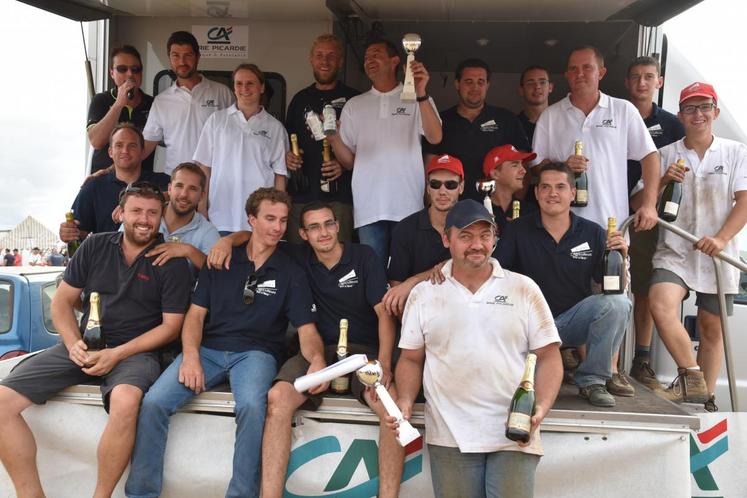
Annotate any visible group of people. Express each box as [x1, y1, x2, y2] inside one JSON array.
[[0, 25, 743, 498], [1, 247, 67, 267]]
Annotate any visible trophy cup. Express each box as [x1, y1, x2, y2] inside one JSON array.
[[401, 33, 422, 103], [476, 179, 496, 216], [356, 360, 421, 447]]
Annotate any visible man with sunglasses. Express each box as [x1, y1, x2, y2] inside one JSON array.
[[383, 154, 463, 317], [87, 45, 156, 173], [632, 82, 747, 411], [127, 188, 323, 498], [0, 183, 191, 498]]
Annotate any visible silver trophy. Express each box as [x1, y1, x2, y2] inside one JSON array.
[[476, 179, 496, 215], [356, 360, 421, 447], [401, 33, 422, 103]]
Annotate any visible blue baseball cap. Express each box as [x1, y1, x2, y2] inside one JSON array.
[[445, 199, 496, 230]]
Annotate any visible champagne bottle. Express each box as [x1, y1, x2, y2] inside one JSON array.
[[571, 140, 588, 207], [602, 217, 626, 295], [320, 139, 339, 195], [330, 319, 349, 394], [288, 134, 310, 194], [83, 292, 106, 352], [658, 158, 685, 222], [65, 211, 81, 257], [511, 200, 520, 220], [505, 353, 537, 443]]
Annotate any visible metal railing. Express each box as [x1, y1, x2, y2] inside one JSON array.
[[620, 216, 747, 412]]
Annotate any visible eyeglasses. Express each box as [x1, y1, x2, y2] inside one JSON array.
[[303, 220, 338, 234], [243, 273, 258, 305], [119, 181, 166, 204], [114, 65, 142, 74], [428, 179, 460, 190], [680, 103, 716, 114]]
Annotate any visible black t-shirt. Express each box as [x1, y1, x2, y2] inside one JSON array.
[[63, 232, 191, 347], [423, 105, 530, 203], [495, 211, 606, 317], [87, 89, 155, 172], [285, 83, 360, 204], [192, 243, 316, 359], [3, 253, 14, 266], [71, 169, 170, 235], [387, 208, 450, 282], [626, 103, 685, 193], [516, 110, 536, 146]]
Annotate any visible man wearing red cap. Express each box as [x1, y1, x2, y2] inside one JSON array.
[[383, 154, 464, 316], [632, 82, 747, 411], [482, 145, 538, 234]]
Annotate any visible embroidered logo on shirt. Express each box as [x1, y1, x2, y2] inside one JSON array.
[[311, 303, 317, 313], [596, 118, 617, 129], [392, 107, 412, 116], [487, 295, 513, 306], [256, 279, 277, 297], [480, 119, 498, 132], [330, 97, 347, 109], [570, 242, 592, 260], [708, 165, 727, 176], [203, 99, 217, 108], [648, 124, 663, 138], [252, 129, 271, 139], [136, 273, 151, 282], [338, 269, 359, 288]]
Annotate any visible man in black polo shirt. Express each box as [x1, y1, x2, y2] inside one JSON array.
[[516, 65, 554, 146], [424, 58, 529, 203], [285, 33, 360, 243], [624, 56, 685, 390], [87, 45, 155, 172], [59, 123, 170, 243], [126, 188, 323, 498], [383, 154, 463, 316], [496, 162, 632, 407], [0, 183, 190, 498]]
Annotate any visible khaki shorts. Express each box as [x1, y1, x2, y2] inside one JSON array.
[[629, 227, 658, 296], [287, 201, 354, 244], [650, 268, 735, 316]]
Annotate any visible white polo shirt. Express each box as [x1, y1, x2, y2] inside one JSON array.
[[649, 137, 747, 294], [339, 83, 439, 228], [143, 75, 234, 174], [399, 258, 560, 455], [532, 92, 656, 228], [193, 105, 288, 232]]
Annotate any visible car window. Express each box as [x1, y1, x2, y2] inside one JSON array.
[[0, 281, 11, 333], [41, 281, 58, 334]]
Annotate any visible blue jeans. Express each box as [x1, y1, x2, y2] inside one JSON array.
[[554, 294, 631, 387], [357, 220, 397, 267], [125, 347, 277, 498], [428, 444, 540, 498]]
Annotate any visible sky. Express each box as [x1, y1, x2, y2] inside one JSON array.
[[0, 0, 745, 240]]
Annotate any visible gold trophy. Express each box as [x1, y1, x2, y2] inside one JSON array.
[[401, 33, 422, 103]]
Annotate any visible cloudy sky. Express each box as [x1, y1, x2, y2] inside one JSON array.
[[0, 0, 745, 239]]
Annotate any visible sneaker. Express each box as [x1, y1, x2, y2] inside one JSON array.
[[657, 368, 708, 404], [704, 395, 719, 413], [561, 348, 579, 370], [579, 384, 616, 407], [606, 372, 635, 397], [630, 358, 662, 391]]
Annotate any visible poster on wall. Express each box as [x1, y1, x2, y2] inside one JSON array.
[[192, 25, 248, 59]]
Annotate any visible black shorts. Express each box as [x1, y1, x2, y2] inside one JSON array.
[[0, 343, 161, 411]]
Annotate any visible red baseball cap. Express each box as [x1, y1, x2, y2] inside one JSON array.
[[679, 82, 718, 105], [426, 154, 464, 178], [482, 145, 537, 178]]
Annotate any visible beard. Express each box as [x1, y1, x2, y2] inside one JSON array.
[[313, 68, 339, 85]]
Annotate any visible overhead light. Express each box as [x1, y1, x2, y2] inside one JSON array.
[[544, 39, 559, 47], [476, 38, 490, 47]]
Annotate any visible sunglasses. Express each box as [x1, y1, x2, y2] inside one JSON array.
[[428, 179, 460, 190], [119, 181, 166, 204], [243, 272, 258, 305], [114, 65, 142, 74]]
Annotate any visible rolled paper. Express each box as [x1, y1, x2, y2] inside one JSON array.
[[294, 354, 368, 393]]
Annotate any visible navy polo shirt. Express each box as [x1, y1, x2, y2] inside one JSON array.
[[491, 198, 539, 237], [87, 89, 155, 172], [424, 105, 530, 203], [285, 242, 387, 347], [627, 103, 685, 193], [192, 243, 316, 359], [64, 232, 191, 347], [516, 110, 537, 146], [495, 211, 606, 317], [387, 208, 450, 282], [71, 169, 170, 235]]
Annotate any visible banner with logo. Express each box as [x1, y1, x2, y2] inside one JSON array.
[[192, 25, 248, 59], [690, 413, 747, 497]]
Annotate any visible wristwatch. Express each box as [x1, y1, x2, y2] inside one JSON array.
[[416, 94, 430, 102]]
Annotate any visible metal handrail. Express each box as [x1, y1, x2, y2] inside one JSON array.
[[620, 216, 744, 411]]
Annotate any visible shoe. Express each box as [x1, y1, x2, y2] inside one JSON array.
[[606, 372, 635, 397], [563, 369, 576, 385], [579, 384, 616, 407], [630, 358, 661, 391], [704, 395, 719, 412], [657, 368, 708, 404], [561, 348, 579, 370]]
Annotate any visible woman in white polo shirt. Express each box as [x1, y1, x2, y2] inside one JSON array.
[[194, 63, 288, 233]]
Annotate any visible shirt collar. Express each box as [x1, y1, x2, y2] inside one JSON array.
[[370, 83, 403, 97], [532, 210, 580, 233], [441, 257, 506, 280], [306, 241, 351, 269], [416, 208, 436, 231], [562, 91, 609, 111], [233, 242, 281, 271], [159, 211, 204, 237]]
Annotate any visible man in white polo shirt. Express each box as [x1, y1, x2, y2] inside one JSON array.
[[394, 199, 562, 498], [193, 64, 288, 234], [532, 45, 660, 232], [633, 82, 747, 412], [142, 31, 234, 174], [328, 37, 442, 265]]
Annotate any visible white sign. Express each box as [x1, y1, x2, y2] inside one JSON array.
[[192, 25, 248, 59]]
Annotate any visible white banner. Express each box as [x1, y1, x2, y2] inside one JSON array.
[[192, 25, 248, 59], [690, 413, 747, 497]]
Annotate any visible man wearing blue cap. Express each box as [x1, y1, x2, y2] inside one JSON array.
[[394, 199, 562, 498]]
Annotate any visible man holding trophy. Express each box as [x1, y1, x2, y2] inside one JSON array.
[[393, 200, 563, 498]]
